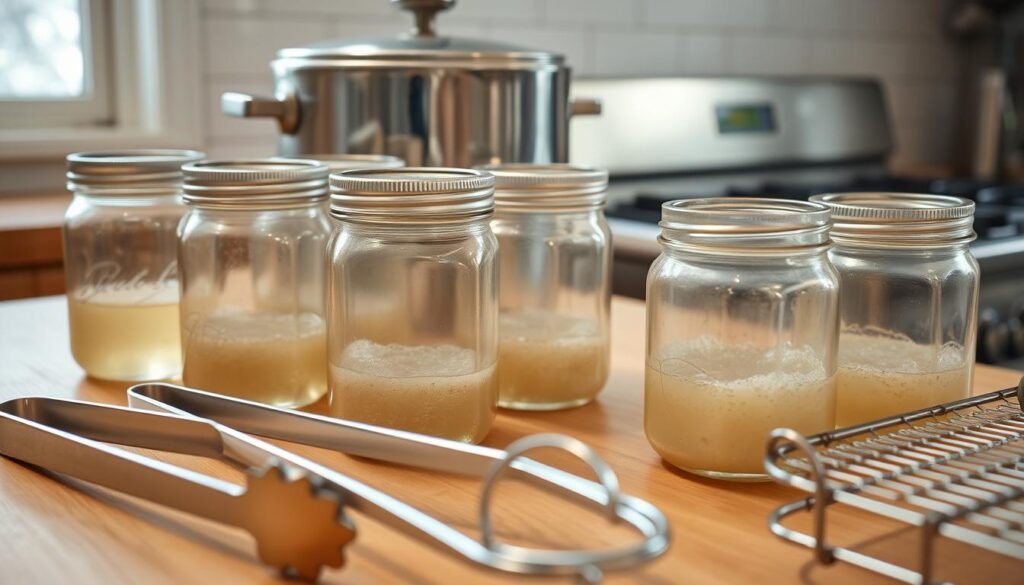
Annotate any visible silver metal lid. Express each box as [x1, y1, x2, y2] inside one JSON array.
[[183, 160, 329, 207], [660, 198, 832, 252], [478, 164, 608, 211], [66, 149, 205, 193], [809, 192, 976, 248], [275, 1, 560, 69], [273, 154, 405, 173], [330, 167, 494, 224]]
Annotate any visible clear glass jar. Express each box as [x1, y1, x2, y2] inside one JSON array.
[[327, 168, 498, 443], [645, 198, 839, 481], [178, 160, 332, 407], [481, 164, 611, 410], [810, 193, 979, 427], [63, 149, 204, 381]]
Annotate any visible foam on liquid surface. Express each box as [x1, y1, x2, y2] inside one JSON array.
[[182, 310, 327, 407], [835, 330, 970, 427], [497, 310, 608, 409], [645, 337, 835, 478], [330, 340, 496, 443]]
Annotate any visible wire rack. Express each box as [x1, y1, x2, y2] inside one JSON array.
[[765, 377, 1024, 584]]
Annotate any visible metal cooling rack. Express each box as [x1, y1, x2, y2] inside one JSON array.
[[765, 377, 1024, 584]]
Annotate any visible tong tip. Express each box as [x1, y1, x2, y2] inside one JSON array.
[[241, 464, 356, 582]]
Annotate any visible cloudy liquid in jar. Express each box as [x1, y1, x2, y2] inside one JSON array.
[[182, 310, 327, 407], [68, 286, 181, 381], [497, 310, 608, 410], [329, 340, 497, 443], [644, 338, 835, 480], [835, 332, 971, 427]]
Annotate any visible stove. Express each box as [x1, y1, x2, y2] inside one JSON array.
[[569, 77, 1024, 367]]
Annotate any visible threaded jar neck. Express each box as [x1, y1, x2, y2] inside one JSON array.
[[66, 149, 205, 196], [659, 198, 832, 255], [809, 192, 975, 249], [182, 159, 329, 209], [329, 167, 495, 225], [476, 163, 607, 212]]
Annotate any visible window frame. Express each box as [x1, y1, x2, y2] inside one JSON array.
[[0, 0, 115, 130], [0, 0, 202, 192]]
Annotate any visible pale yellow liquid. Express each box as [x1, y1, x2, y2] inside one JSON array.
[[835, 332, 971, 428], [68, 287, 181, 381], [182, 311, 327, 407], [645, 338, 835, 480], [329, 340, 497, 443], [497, 311, 608, 410]]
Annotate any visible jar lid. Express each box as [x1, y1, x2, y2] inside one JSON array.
[[330, 167, 494, 224], [275, 1, 561, 70], [182, 160, 329, 207], [809, 192, 975, 248], [66, 149, 205, 192], [660, 198, 832, 253], [477, 164, 608, 211], [273, 154, 405, 172]]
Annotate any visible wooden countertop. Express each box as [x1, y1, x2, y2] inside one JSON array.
[[0, 295, 1020, 585]]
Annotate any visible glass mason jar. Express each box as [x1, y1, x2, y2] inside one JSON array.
[[63, 149, 204, 381], [327, 168, 498, 443], [809, 193, 979, 427], [178, 160, 332, 407], [645, 198, 839, 481], [481, 164, 611, 410]]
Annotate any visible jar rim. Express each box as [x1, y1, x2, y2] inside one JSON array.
[[809, 192, 976, 248], [66, 149, 206, 193], [476, 163, 607, 211], [658, 198, 831, 253], [329, 167, 495, 224], [182, 159, 330, 207]]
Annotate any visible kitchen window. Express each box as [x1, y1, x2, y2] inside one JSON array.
[[0, 0, 201, 193], [0, 0, 113, 130]]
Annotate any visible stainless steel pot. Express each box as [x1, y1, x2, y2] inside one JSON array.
[[222, 0, 600, 167]]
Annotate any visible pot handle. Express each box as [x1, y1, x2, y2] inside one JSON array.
[[570, 98, 602, 117], [221, 92, 300, 134]]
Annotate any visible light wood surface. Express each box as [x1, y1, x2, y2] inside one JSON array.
[[0, 295, 1020, 585]]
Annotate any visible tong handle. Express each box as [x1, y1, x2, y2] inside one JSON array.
[[0, 398, 356, 581], [0, 402, 244, 525]]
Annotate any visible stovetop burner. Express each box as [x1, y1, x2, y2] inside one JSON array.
[[607, 176, 1024, 242]]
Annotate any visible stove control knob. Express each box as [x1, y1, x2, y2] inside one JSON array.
[[977, 308, 1009, 364]]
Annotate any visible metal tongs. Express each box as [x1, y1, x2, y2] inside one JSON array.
[[0, 382, 669, 582]]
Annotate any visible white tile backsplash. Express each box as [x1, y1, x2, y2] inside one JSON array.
[[204, 17, 332, 76], [592, 30, 677, 76], [643, 0, 769, 29], [259, 0, 395, 17], [442, 0, 543, 23], [541, 0, 635, 25], [199, 0, 965, 165], [769, 0, 844, 32], [675, 33, 730, 75], [494, 25, 590, 71], [806, 38, 909, 80], [729, 35, 806, 76]]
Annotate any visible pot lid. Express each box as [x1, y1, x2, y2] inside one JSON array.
[[276, 0, 563, 67]]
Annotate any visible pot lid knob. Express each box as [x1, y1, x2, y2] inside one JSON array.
[[391, 0, 454, 38]]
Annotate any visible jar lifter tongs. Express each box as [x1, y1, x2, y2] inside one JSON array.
[[0, 382, 669, 582]]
